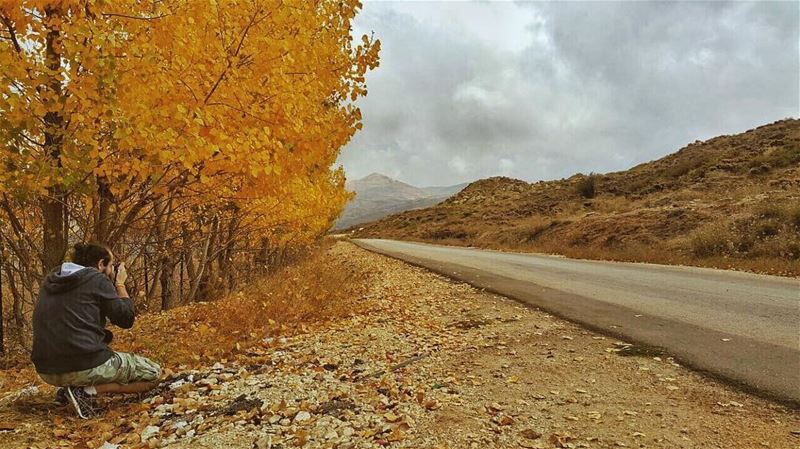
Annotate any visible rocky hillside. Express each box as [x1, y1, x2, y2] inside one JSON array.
[[334, 173, 467, 230], [352, 119, 800, 276]]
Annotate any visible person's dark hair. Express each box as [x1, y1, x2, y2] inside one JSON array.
[[72, 242, 112, 268]]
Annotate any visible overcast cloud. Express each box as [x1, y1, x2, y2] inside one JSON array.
[[336, 1, 799, 187]]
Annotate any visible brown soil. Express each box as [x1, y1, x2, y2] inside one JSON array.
[[350, 119, 800, 276], [1, 241, 796, 448]]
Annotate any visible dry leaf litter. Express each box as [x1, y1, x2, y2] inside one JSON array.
[[1, 241, 798, 449]]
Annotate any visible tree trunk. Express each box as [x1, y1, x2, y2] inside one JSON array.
[[146, 198, 171, 303], [188, 216, 217, 301], [218, 209, 239, 295], [255, 237, 269, 271], [160, 256, 173, 311], [182, 224, 196, 303], [179, 256, 184, 302], [94, 175, 113, 243], [41, 7, 67, 272], [0, 241, 5, 354]]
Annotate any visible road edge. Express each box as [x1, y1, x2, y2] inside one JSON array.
[[350, 238, 800, 410]]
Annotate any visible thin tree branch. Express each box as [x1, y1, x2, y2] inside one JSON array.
[[0, 15, 22, 53], [101, 12, 170, 21]]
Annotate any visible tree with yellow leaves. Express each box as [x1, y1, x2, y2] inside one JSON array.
[[0, 0, 379, 350]]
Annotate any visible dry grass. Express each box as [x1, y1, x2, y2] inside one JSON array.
[[0, 241, 369, 393], [689, 223, 736, 258], [591, 195, 635, 214], [114, 241, 368, 368]]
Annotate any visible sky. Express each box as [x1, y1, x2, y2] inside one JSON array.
[[335, 0, 799, 187]]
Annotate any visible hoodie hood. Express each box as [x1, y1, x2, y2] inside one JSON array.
[[60, 262, 85, 276], [43, 262, 102, 294]]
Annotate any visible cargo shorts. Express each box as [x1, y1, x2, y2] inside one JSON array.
[[38, 352, 161, 387]]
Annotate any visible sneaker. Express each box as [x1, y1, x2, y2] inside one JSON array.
[[53, 387, 68, 406], [65, 386, 96, 419]]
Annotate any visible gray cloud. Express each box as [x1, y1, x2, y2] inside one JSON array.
[[336, 1, 799, 186]]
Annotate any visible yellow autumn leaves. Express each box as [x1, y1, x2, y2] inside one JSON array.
[[0, 0, 379, 263]]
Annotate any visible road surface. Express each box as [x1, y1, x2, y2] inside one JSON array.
[[352, 238, 800, 405]]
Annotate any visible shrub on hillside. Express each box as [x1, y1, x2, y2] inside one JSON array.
[[751, 234, 800, 260], [790, 206, 800, 230], [689, 224, 734, 258], [754, 202, 800, 230], [514, 216, 554, 243], [592, 196, 634, 214], [750, 147, 800, 170], [425, 228, 469, 240], [666, 159, 697, 178], [576, 173, 599, 199]]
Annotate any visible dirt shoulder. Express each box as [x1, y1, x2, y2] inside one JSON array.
[[1, 241, 798, 449]]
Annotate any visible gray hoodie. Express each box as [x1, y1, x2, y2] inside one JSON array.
[[31, 262, 135, 374]]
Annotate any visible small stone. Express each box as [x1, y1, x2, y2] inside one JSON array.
[[140, 426, 160, 442], [495, 415, 514, 426], [324, 429, 339, 440], [254, 436, 272, 449], [294, 411, 312, 422], [520, 429, 542, 439]]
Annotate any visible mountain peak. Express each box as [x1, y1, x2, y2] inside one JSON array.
[[360, 172, 394, 182], [335, 173, 468, 230]]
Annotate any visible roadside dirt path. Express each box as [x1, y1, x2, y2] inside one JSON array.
[[2, 241, 798, 448], [351, 238, 800, 404]]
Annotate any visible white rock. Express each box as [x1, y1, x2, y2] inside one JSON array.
[[324, 430, 339, 440], [294, 411, 312, 422], [141, 425, 160, 441], [154, 404, 173, 416]]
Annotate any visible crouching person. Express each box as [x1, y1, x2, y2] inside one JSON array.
[[31, 242, 161, 419]]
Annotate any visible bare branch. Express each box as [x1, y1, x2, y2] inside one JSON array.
[[100, 12, 170, 21], [0, 14, 22, 53]]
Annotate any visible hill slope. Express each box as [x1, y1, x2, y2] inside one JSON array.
[[334, 173, 467, 230], [351, 119, 800, 275]]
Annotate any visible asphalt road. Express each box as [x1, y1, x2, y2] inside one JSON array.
[[352, 238, 800, 405]]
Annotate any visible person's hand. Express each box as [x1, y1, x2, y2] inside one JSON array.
[[115, 262, 128, 286]]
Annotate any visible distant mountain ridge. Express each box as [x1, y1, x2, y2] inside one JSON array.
[[333, 173, 468, 230]]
